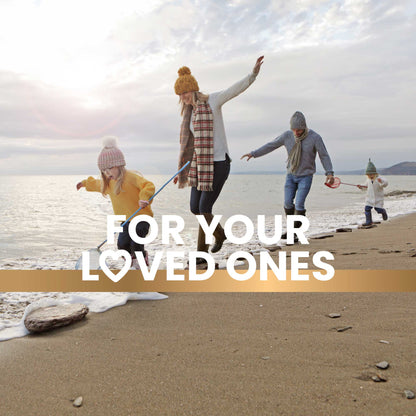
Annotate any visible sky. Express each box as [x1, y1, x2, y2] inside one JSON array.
[[0, 0, 415, 175]]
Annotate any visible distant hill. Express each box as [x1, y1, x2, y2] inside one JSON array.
[[379, 161, 416, 175], [232, 170, 286, 175], [233, 162, 416, 175], [336, 161, 416, 176]]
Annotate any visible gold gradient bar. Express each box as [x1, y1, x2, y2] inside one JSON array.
[[0, 270, 415, 292]]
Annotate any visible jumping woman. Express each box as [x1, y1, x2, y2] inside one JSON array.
[[173, 56, 264, 263]]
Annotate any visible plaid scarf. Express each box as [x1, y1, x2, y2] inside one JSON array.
[[177, 100, 214, 191], [177, 104, 194, 188]]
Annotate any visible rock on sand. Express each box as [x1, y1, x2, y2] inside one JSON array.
[[24, 304, 89, 333]]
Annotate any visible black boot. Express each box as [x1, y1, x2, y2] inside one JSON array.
[[284, 207, 295, 216], [284, 209, 306, 244], [196, 225, 209, 265], [294, 209, 306, 228], [292, 210, 307, 242], [281, 207, 295, 240], [203, 213, 226, 254], [282, 209, 306, 243]]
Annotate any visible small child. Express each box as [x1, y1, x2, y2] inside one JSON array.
[[77, 136, 155, 268], [357, 158, 388, 226]]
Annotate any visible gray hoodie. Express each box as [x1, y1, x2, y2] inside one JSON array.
[[251, 129, 334, 176]]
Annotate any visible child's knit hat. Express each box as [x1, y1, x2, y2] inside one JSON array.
[[174, 67, 199, 95], [365, 158, 377, 175], [290, 111, 307, 130], [98, 136, 126, 171]]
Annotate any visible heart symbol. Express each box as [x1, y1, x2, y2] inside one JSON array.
[[99, 249, 131, 283]]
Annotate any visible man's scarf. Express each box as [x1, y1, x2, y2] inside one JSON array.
[[177, 100, 214, 191], [287, 128, 309, 174]]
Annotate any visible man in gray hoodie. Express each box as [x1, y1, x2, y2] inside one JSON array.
[[241, 111, 334, 237]]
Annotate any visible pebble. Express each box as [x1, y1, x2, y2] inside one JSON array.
[[263, 245, 281, 252], [310, 233, 334, 240], [336, 326, 352, 332], [328, 313, 341, 318], [378, 250, 402, 254], [376, 361, 389, 370], [404, 390, 415, 399], [73, 396, 83, 407], [371, 374, 387, 382], [261, 356, 270, 360], [379, 340, 390, 344], [358, 224, 376, 229]]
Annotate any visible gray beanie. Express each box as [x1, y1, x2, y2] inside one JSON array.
[[290, 111, 307, 130]]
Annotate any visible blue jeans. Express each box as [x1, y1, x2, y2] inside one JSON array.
[[284, 174, 313, 211]]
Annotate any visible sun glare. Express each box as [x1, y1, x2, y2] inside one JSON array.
[[0, 0, 164, 91]]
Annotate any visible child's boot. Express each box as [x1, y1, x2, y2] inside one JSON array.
[[363, 206, 372, 226], [380, 208, 388, 221]]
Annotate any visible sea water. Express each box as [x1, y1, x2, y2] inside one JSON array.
[[1, 174, 415, 341]]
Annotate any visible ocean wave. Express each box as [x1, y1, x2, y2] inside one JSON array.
[[385, 190, 416, 197]]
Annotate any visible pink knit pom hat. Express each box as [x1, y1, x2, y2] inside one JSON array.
[[97, 136, 126, 171]]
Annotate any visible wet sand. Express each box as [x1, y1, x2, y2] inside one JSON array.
[[1, 213, 415, 415], [288, 212, 416, 270]]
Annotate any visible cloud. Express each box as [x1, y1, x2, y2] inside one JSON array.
[[0, 0, 415, 174]]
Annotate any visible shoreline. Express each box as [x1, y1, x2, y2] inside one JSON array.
[[247, 211, 416, 270], [1, 173, 415, 271], [0, 211, 415, 414]]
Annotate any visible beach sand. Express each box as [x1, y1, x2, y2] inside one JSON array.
[[285, 212, 416, 270], [1, 213, 415, 415]]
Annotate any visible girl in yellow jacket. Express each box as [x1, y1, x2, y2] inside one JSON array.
[[76, 136, 155, 266]]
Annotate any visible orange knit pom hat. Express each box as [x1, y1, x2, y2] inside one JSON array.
[[174, 66, 199, 95]]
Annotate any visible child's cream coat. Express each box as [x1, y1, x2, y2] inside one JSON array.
[[363, 176, 388, 208]]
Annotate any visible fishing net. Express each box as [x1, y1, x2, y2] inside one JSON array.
[[325, 176, 341, 189]]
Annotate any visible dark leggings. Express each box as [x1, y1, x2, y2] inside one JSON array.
[[365, 205, 385, 214], [190, 157, 231, 214], [117, 220, 150, 257]]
